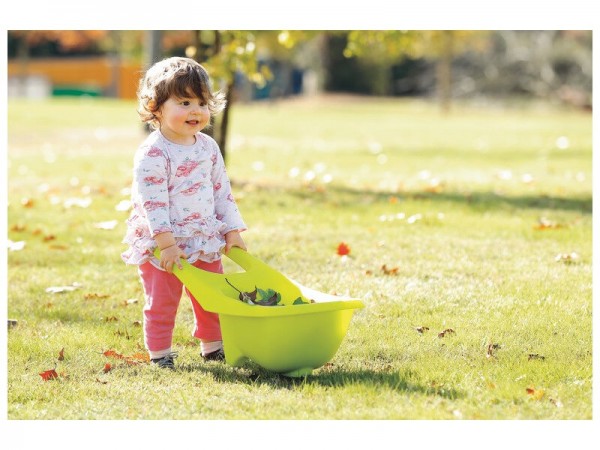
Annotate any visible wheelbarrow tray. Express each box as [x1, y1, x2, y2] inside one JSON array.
[[155, 247, 364, 377]]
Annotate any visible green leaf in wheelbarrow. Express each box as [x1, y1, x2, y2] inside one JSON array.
[[255, 288, 281, 306], [225, 279, 307, 306], [225, 279, 282, 306]]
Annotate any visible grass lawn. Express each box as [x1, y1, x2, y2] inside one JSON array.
[[5, 95, 592, 426]]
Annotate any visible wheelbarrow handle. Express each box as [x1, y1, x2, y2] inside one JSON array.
[[152, 246, 277, 278]]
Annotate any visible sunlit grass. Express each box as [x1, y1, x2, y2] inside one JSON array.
[[7, 95, 592, 419]]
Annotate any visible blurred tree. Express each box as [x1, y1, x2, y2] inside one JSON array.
[[181, 30, 282, 161], [344, 30, 490, 113], [475, 30, 592, 109], [145, 30, 163, 68], [9, 30, 110, 58], [322, 33, 375, 94]]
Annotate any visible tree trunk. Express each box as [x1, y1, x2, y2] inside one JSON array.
[[437, 31, 453, 114], [193, 30, 230, 162], [107, 31, 121, 98], [145, 30, 162, 69], [218, 80, 235, 162], [17, 35, 30, 93], [144, 31, 162, 133], [193, 30, 215, 139]]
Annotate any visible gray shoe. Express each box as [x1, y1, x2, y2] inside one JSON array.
[[151, 352, 178, 369], [202, 348, 225, 361]]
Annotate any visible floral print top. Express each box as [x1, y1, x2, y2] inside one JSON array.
[[121, 130, 246, 268]]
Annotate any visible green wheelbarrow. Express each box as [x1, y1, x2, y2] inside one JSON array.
[[154, 247, 364, 377]]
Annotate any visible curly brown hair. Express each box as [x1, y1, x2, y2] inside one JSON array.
[[137, 57, 226, 130]]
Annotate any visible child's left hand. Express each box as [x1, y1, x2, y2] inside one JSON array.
[[223, 230, 247, 254]]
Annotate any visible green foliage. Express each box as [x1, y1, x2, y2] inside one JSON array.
[[255, 288, 281, 306], [6, 96, 591, 420], [345, 30, 490, 60], [342, 31, 490, 109], [187, 31, 285, 89], [293, 297, 309, 305]]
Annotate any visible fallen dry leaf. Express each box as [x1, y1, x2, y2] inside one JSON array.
[[95, 377, 108, 385], [424, 179, 444, 193], [534, 217, 564, 230], [381, 264, 399, 275], [58, 348, 65, 361], [123, 357, 147, 366], [528, 353, 546, 361], [337, 242, 351, 256], [39, 368, 59, 381], [526, 386, 545, 400], [487, 343, 500, 359], [103, 363, 112, 373], [84, 293, 110, 300], [21, 198, 35, 208], [103, 349, 124, 359], [102, 349, 149, 366], [555, 252, 580, 263], [128, 352, 150, 363], [415, 326, 430, 334], [438, 328, 456, 338], [48, 244, 69, 250]]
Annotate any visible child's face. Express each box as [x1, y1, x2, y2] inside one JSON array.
[[156, 93, 210, 145]]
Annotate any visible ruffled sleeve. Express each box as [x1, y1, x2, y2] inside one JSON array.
[[133, 145, 173, 237]]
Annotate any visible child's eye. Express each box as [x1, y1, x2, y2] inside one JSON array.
[[181, 101, 191, 106]]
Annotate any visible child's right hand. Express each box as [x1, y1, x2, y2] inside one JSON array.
[[159, 244, 187, 273]]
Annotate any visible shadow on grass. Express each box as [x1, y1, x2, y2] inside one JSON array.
[[284, 184, 592, 214], [181, 361, 462, 400]]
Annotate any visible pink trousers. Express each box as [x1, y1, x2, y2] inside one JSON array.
[[138, 259, 223, 352]]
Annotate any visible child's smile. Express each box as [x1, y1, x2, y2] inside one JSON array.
[[156, 95, 210, 145]]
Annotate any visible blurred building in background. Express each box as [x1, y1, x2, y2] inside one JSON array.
[[7, 31, 144, 99], [6, 30, 592, 110], [7, 56, 140, 99]]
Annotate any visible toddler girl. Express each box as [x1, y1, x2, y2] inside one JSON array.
[[122, 56, 247, 369]]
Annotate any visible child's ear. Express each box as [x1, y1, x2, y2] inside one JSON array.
[[147, 99, 157, 111]]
